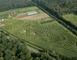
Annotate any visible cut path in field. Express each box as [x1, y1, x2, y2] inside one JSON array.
[[27, 46, 40, 53], [18, 11, 49, 20]]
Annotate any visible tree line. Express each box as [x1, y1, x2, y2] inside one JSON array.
[[32, 0, 77, 15], [0, 0, 35, 12]]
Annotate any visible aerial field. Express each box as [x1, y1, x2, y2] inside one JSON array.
[[0, 11, 9, 19], [63, 14, 77, 27], [1, 19, 77, 58], [0, 6, 77, 58]]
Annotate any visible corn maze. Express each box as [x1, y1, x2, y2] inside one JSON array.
[[1, 19, 77, 57], [0, 12, 9, 19]]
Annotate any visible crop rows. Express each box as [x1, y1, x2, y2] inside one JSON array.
[[1, 20, 77, 57]]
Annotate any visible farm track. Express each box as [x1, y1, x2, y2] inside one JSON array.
[[27, 46, 40, 53]]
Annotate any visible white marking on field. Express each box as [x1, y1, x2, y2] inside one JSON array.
[[27, 11, 38, 16], [23, 30, 26, 33]]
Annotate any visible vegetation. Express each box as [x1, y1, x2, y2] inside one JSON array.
[[32, 0, 77, 15], [0, 0, 35, 12], [0, 11, 9, 19], [63, 14, 77, 27], [0, 29, 55, 60], [32, 0, 77, 36], [0, 6, 39, 19], [0, 0, 77, 59], [1, 18, 77, 58]]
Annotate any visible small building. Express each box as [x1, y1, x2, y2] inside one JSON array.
[[10, 11, 16, 16], [27, 11, 38, 16]]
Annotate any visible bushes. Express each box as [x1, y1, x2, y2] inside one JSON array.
[[0, 0, 35, 12]]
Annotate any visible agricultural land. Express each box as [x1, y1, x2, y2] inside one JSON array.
[[63, 14, 77, 27], [0, 6, 77, 58]]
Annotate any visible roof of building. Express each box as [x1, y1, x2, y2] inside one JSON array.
[[17, 13, 26, 15], [27, 11, 38, 15]]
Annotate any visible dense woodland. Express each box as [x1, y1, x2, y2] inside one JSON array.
[[33, 0, 77, 15], [0, 0, 77, 15], [0, 0, 35, 12]]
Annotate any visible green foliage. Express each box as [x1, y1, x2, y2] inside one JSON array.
[[63, 14, 77, 27], [33, 0, 77, 15], [0, 31, 31, 60], [0, 29, 55, 60], [0, 11, 9, 19], [0, 0, 77, 59], [1, 19, 77, 58], [32, 0, 77, 35], [0, 0, 35, 12], [0, 6, 39, 19]]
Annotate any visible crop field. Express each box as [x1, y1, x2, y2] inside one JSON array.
[[0, 6, 77, 58], [63, 14, 77, 27], [0, 11, 9, 19], [0, 19, 77, 58]]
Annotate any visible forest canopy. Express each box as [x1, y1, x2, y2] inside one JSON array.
[[33, 0, 77, 15], [0, 0, 35, 12]]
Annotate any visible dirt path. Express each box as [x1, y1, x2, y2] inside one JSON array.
[[27, 46, 40, 53]]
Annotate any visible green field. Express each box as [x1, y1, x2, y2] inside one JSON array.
[[63, 14, 77, 27], [0, 6, 77, 58], [0, 11, 9, 19], [1, 19, 77, 58]]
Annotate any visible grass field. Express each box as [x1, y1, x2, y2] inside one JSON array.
[[0, 6, 77, 58], [0, 19, 77, 58], [0, 11, 9, 19], [63, 14, 77, 27]]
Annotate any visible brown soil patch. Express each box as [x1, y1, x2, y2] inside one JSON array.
[[18, 14, 27, 18], [18, 11, 49, 20]]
